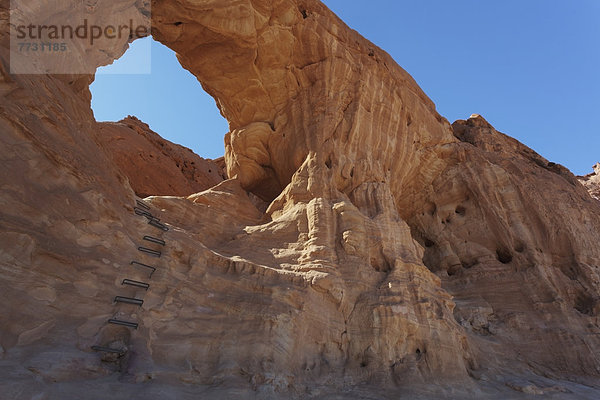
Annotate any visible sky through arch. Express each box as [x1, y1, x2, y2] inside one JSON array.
[[91, 37, 229, 160]]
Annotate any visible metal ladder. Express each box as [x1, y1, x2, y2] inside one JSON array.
[[91, 198, 169, 355]]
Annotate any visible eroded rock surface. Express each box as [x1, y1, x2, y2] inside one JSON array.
[[95, 116, 225, 197], [0, 1, 599, 399], [579, 163, 600, 201]]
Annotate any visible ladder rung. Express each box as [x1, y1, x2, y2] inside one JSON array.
[[91, 345, 126, 354], [143, 235, 165, 246], [108, 318, 139, 329], [130, 261, 156, 278], [138, 247, 161, 257], [114, 296, 143, 306], [148, 219, 169, 231], [134, 207, 154, 218], [136, 199, 150, 210], [122, 278, 149, 290]]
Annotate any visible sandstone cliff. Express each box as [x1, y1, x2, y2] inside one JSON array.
[[1, 1, 599, 399], [95, 116, 225, 198], [579, 163, 600, 201]]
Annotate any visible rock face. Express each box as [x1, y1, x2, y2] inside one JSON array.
[[579, 163, 600, 201], [1, 1, 599, 399], [95, 116, 225, 198]]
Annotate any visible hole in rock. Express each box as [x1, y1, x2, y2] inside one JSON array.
[[455, 205, 466, 216], [496, 248, 513, 264], [423, 238, 435, 248], [300, 9, 308, 19], [574, 293, 595, 316], [447, 264, 461, 276], [91, 37, 229, 197]]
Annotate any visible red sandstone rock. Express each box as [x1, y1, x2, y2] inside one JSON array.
[[95, 116, 225, 198]]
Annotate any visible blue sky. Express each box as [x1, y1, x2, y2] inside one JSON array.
[[91, 0, 600, 175]]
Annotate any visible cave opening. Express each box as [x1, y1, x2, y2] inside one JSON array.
[[90, 36, 230, 197]]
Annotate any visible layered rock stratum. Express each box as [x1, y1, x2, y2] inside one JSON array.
[[95, 116, 225, 198], [1, 1, 599, 399]]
